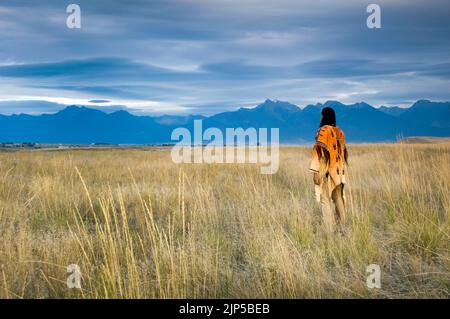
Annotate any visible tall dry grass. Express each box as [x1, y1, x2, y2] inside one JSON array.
[[0, 144, 448, 298]]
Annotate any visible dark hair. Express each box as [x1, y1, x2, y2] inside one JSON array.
[[320, 107, 336, 127]]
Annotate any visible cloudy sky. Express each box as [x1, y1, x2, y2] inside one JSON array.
[[0, 0, 449, 115]]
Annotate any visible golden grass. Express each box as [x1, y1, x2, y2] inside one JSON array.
[[0, 144, 448, 298]]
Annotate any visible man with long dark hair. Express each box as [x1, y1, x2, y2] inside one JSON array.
[[309, 107, 348, 233]]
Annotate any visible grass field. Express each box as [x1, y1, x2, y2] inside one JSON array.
[[0, 144, 448, 298]]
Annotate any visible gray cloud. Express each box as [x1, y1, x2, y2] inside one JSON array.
[[0, 0, 449, 114], [89, 99, 111, 103]]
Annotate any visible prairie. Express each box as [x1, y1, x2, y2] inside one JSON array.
[[0, 144, 448, 298]]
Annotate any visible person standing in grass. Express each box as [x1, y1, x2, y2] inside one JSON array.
[[309, 107, 348, 233]]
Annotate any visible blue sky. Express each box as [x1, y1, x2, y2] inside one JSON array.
[[0, 0, 449, 115]]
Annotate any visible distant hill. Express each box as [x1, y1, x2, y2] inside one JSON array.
[[378, 106, 407, 116], [0, 99, 449, 144]]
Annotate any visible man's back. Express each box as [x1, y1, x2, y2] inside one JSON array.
[[313, 125, 346, 185]]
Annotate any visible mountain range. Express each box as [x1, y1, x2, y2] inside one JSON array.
[[0, 99, 449, 144]]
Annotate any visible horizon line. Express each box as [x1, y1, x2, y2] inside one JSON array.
[[0, 98, 446, 118]]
